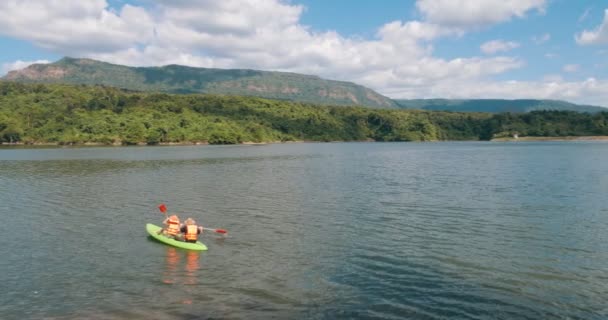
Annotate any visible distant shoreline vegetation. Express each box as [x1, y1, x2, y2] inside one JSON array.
[[1, 82, 608, 146]]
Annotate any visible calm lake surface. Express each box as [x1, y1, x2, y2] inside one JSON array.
[[1, 142, 607, 319]]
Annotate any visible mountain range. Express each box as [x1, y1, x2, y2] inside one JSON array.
[[3, 57, 606, 113], [394, 99, 606, 113], [3, 57, 397, 109]]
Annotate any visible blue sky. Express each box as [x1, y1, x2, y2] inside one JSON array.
[[298, 0, 607, 82], [0, 0, 607, 106]]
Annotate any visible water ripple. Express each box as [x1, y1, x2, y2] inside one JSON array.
[[1, 142, 608, 319]]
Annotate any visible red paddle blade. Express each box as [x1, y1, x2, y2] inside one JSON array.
[[158, 204, 167, 213], [214, 229, 227, 234]]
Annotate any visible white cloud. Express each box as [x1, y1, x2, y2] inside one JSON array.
[[579, 7, 592, 23], [480, 40, 520, 54], [389, 78, 608, 107], [0, 1, 521, 77], [532, 33, 550, 44], [1, 60, 50, 75], [416, 0, 546, 29], [544, 53, 557, 58], [156, 0, 303, 36], [0, 1, 154, 54], [563, 64, 580, 73], [576, 9, 608, 45], [543, 74, 563, 82]]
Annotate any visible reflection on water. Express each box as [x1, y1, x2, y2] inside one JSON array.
[[163, 248, 180, 285], [162, 247, 201, 286], [185, 251, 200, 286]]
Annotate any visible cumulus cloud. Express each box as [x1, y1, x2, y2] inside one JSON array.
[[563, 64, 580, 73], [532, 33, 550, 44], [0, 1, 522, 78], [1, 59, 50, 75], [480, 40, 520, 54], [576, 9, 608, 45], [389, 77, 608, 107], [543, 74, 563, 82], [0, 1, 154, 54], [416, 0, 546, 29], [156, 0, 303, 36]]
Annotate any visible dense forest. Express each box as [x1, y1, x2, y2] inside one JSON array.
[[1, 82, 607, 145]]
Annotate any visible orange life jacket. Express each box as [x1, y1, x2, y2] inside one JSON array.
[[185, 225, 198, 241], [166, 216, 181, 236]]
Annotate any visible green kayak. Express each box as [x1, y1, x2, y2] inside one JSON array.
[[146, 223, 208, 251]]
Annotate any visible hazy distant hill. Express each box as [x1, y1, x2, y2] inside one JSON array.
[[394, 99, 606, 113], [3, 57, 397, 109]]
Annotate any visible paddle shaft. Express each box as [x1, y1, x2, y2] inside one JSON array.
[[202, 227, 227, 234]]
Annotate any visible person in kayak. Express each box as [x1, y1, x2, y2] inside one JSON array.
[[158, 214, 182, 238], [179, 218, 203, 243]]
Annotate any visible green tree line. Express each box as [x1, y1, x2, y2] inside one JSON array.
[[0, 82, 606, 145]]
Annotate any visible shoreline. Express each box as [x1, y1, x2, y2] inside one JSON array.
[[2, 136, 608, 148], [491, 136, 608, 142], [0, 140, 311, 148]]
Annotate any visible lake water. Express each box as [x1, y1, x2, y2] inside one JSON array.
[[1, 142, 607, 319]]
